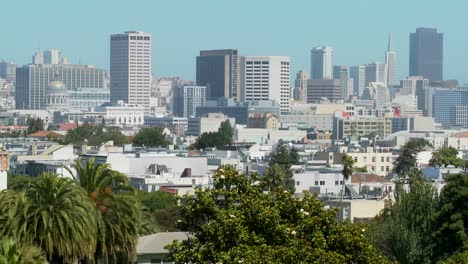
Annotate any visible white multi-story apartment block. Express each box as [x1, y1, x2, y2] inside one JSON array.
[[310, 46, 333, 80], [110, 31, 151, 112], [240, 56, 290, 114]]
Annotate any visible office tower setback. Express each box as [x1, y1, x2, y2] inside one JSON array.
[[293, 70, 308, 103], [173, 85, 206, 117], [365, 62, 387, 86], [110, 31, 151, 112], [15, 64, 107, 110], [310, 46, 333, 80], [333, 65, 348, 99], [240, 56, 290, 114], [385, 33, 397, 86], [350, 65, 366, 97], [307, 79, 342, 103], [196, 49, 240, 101], [409, 28, 443, 81]]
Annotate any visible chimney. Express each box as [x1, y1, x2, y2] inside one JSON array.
[[31, 142, 37, 156]]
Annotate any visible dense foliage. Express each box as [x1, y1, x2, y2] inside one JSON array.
[[137, 191, 180, 232], [26, 117, 44, 135], [191, 120, 234, 150], [0, 238, 45, 264], [62, 124, 128, 146], [429, 146, 464, 168], [167, 165, 392, 263], [394, 139, 430, 176], [262, 140, 299, 192], [132, 127, 171, 147]]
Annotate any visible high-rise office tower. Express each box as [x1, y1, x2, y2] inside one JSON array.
[[400, 76, 429, 96], [385, 33, 398, 86], [15, 64, 107, 110], [307, 79, 342, 103], [110, 31, 151, 112], [293, 70, 308, 103], [333, 65, 348, 99], [433, 86, 468, 127], [409, 28, 443, 81], [350, 65, 366, 97], [196, 49, 240, 101], [365, 62, 387, 87], [240, 56, 290, 114], [44, 49, 61, 64], [173, 85, 206, 117], [32, 52, 44, 64], [310, 46, 333, 80], [0, 61, 17, 82]]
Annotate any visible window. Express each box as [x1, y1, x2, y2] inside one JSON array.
[[335, 180, 339, 185], [354, 157, 358, 162], [381, 166, 384, 171], [386, 157, 390, 162], [314, 181, 318, 185], [372, 157, 375, 162], [320, 181, 325, 186], [296, 181, 300, 186], [381, 157, 384, 162]]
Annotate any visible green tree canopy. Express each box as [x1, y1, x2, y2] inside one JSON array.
[[26, 117, 44, 135], [133, 127, 170, 147], [167, 165, 391, 263], [432, 173, 468, 261], [394, 139, 430, 176], [62, 124, 128, 146], [429, 147, 464, 168], [191, 120, 234, 150]]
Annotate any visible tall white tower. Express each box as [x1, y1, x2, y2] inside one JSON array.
[[110, 31, 151, 112], [385, 33, 398, 86], [310, 46, 333, 80]]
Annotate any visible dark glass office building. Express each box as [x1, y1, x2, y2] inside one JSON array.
[[196, 49, 240, 101], [409, 28, 443, 81]]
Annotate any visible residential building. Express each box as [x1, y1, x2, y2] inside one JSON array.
[[0, 150, 8, 190], [173, 85, 206, 117], [294, 168, 350, 196], [247, 113, 278, 130], [236, 128, 306, 143], [307, 79, 341, 103], [365, 62, 387, 86], [310, 46, 333, 80], [351, 173, 394, 195], [333, 65, 348, 99], [186, 113, 235, 136], [110, 31, 151, 112], [347, 152, 394, 176], [196, 49, 240, 101], [333, 113, 392, 140], [409, 28, 443, 81], [350, 65, 366, 97], [385, 33, 398, 86], [15, 64, 107, 110], [136, 232, 188, 264], [293, 70, 308, 102], [240, 56, 290, 114]]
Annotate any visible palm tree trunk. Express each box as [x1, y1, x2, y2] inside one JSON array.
[[339, 181, 345, 221]]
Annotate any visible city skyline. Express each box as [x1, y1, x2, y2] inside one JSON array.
[[0, 0, 467, 83]]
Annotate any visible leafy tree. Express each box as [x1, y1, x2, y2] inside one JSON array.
[[137, 190, 177, 212], [26, 117, 44, 135], [192, 120, 234, 150], [133, 127, 170, 147], [167, 165, 392, 263], [394, 139, 430, 176], [429, 147, 464, 168], [354, 166, 368, 173], [381, 169, 438, 264], [262, 140, 299, 193], [69, 158, 141, 262], [0, 238, 45, 264], [437, 250, 468, 264], [154, 205, 180, 232], [3, 173, 97, 263], [62, 124, 128, 146], [340, 154, 355, 217], [432, 173, 468, 261]]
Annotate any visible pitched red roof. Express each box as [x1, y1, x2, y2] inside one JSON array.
[[452, 131, 468, 138], [351, 173, 391, 183], [27, 131, 63, 138], [59, 123, 78, 131]]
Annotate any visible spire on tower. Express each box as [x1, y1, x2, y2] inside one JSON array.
[[387, 32, 393, 52]]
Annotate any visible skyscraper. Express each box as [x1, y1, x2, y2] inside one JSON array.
[[240, 56, 290, 114], [307, 79, 341, 103], [385, 33, 398, 86], [15, 64, 107, 110], [196, 49, 240, 101], [310, 46, 333, 80], [44, 49, 62, 64], [350, 65, 366, 96], [0, 61, 17, 82], [173, 85, 206, 117], [365, 62, 387, 87], [293, 70, 308, 103], [333, 65, 348, 99], [32, 52, 44, 64], [110, 31, 151, 112], [409, 28, 443, 81]]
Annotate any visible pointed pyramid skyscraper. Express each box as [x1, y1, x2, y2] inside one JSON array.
[[385, 32, 398, 86]]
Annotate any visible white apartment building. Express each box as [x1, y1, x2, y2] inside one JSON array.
[[347, 151, 394, 176], [105, 101, 145, 127], [110, 31, 151, 112], [294, 169, 350, 196], [310, 46, 333, 80], [240, 56, 290, 114]]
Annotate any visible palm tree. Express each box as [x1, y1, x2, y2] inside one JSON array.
[[69, 157, 141, 262], [0, 191, 17, 236], [339, 154, 355, 221], [6, 173, 97, 263], [0, 238, 45, 264]]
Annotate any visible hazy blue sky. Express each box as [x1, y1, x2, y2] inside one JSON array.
[[1, 0, 467, 82]]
